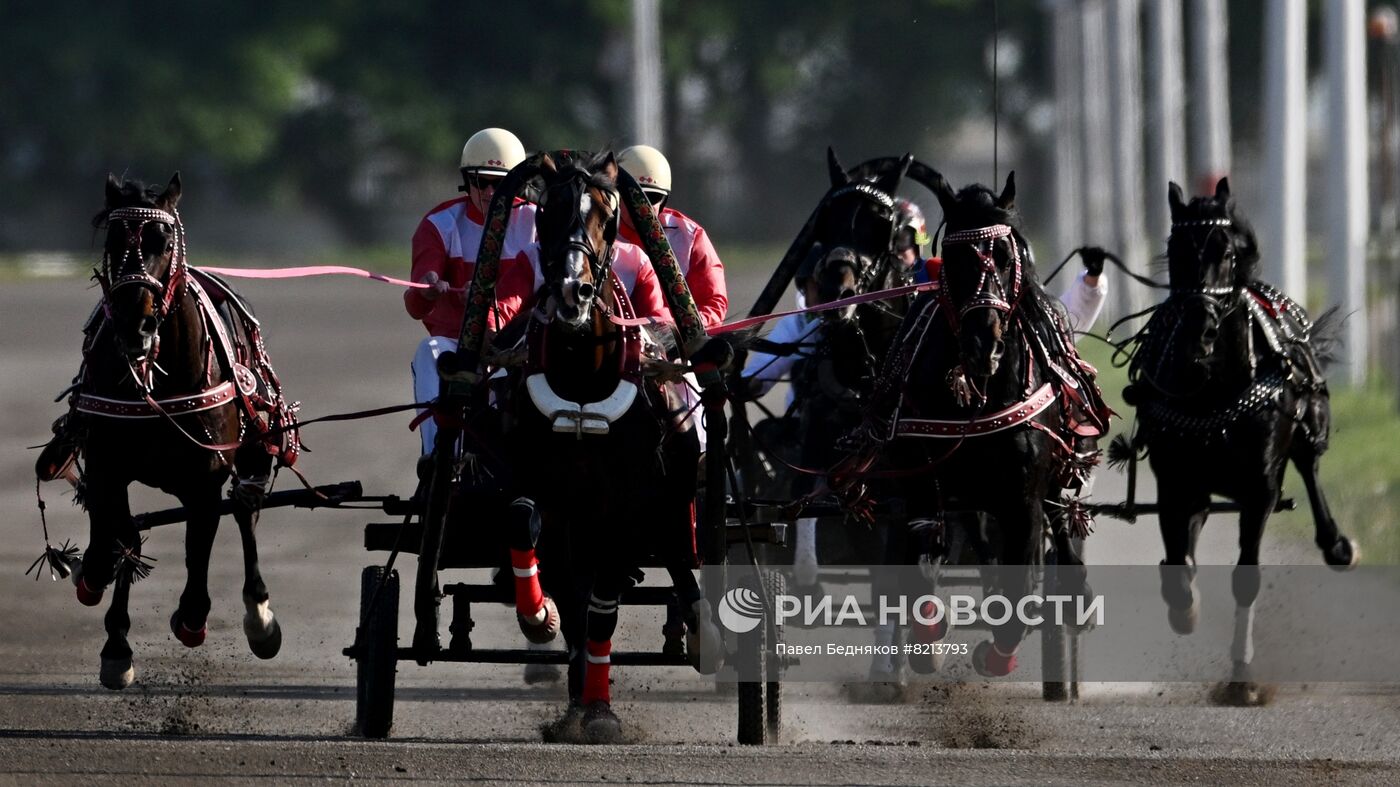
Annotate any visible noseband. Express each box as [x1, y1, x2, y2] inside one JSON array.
[[99, 205, 187, 322], [541, 174, 618, 316], [938, 223, 1024, 328]]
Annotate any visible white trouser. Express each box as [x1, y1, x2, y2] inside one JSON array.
[[678, 371, 708, 449], [412, 335, 457, 455]]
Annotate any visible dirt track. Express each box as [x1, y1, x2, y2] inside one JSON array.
[[2, 276, 1398, 784]]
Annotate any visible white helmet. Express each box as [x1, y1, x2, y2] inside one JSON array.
[[459, 128, 526, 176], [618, 144, 672, 196]]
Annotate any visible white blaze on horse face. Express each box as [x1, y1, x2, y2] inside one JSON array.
[[558, 191, 592, 324]]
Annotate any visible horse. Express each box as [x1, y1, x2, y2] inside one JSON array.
[[751, 149, 914, 578], [490, 151, 717, 742], [1119, 177, 1356, 704], [835, 170, 1109, 678], [37, 174, 297, 690]]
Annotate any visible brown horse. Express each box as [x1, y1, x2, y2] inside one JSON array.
[[51, 174, 295, 689]]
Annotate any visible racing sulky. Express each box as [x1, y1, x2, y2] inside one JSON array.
[[834, 170, 1111, 678], [488, 151, 721, 743], [33, 174, 300, 690], [1116, 177, 1356, 705]]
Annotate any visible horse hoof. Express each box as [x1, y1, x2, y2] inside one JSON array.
[[1325, 537, 1360, 570], [518, 596, 560, 645], [971, 640, 1018, 677], [171, 612, 207, 648], [246, 617, 282, 660], [76, 576, 104, 607], [1210, 680, 1274, 707], [687, 599, 724, 676], [99, 656, 134, 690], [1167, 600, 1199, 635], [524, 662, 563, 685], [540, 702, 585, 743], [582, 701, 623, 744]]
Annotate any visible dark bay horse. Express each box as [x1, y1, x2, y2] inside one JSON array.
[[837, 171, 1109, 677], [1121, 178, 1356, 703], [493, 152, 715, 742], [49, 174, 293, 689]]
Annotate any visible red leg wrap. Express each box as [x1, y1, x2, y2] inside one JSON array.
[[510, 548, 544, 617], [582, 640, 612, 705]]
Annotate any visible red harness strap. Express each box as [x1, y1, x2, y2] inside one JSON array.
[[74, 382, 236, 419], [895, 383, 1056, 439]]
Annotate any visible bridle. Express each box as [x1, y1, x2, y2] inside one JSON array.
[[539, 169, 619, 320], [97, 205, 188, 330], [937, 223, 1024, 330]]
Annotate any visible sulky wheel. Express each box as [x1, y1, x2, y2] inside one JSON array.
[[356, 565, 399, 738], [736, 590, 766, 746], [1040, 546, 1069, 702], [764, 569, 785, 742]]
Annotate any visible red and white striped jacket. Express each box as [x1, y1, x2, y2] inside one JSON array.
[[404, 197, 539, 338], [619, 206, 728, 330]]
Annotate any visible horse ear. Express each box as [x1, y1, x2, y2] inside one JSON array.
[[599, 150, 619, 180], [105, 173, 122, 207], [876, 152, 914, 195], [826, 146, 850, 187], [1214, 176, 1231, 202], [158, 172, 182, 210], [928, 168, 956, 216], [540, 152, 558, 176], [996, 171, 1016, 210], [1168, 181, 1186, 220]]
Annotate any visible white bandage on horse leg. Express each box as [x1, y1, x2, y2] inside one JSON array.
[[794, 517, 818, 586], [872, 622, 896, 673], [1231, 604, 1255, 664]]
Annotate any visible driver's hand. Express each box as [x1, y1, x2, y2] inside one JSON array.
[[1077, 247, 1108, 277], [419, 271, 451, 301]]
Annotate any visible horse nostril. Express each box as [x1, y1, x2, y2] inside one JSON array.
[[140, 316, 158, 335], [574, 281, 595, 302], [839, 288, 856, 301]]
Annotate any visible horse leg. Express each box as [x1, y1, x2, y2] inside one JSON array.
[[1158, 488, 1209, 635], [508, 498, 559, 643], [972, 498, 1039, 678], [580, 568, 625, 744], [83, 480, 139, 689], [1215, 488, 1277, 706], [232, 502, 281, 659], [793, 517, 820, 589], [1291, 439, 1358, 568], [171, 481, 223, 648]]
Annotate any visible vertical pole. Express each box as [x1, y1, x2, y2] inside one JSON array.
[[1145, 0, 1187, 251], [1189, 0, 1232, 191], [1108, 0, 1149, 319], [1326, 0, 1370, 386], [631, 0, 665, 147], [1261, 0, 1308, 300], [1080, 0, 1113, 297], [1047, 0, 1084, 260]]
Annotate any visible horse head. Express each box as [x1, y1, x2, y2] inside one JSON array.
[[535, 152, 621, 332], [929, 170, 1022, 378], [93, 173, 185, 363], [1164, 177, 1259, 367], [808, 147, 913, 324]]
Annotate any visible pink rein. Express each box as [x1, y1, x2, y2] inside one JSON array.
[[197, 265, 938, 334]]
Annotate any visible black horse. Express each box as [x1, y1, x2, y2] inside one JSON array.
[[491, 152, 716, 742], [837, 171, 1109, 677], [40, 174, 295, 689], [1120, 178, 1356, 702]]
